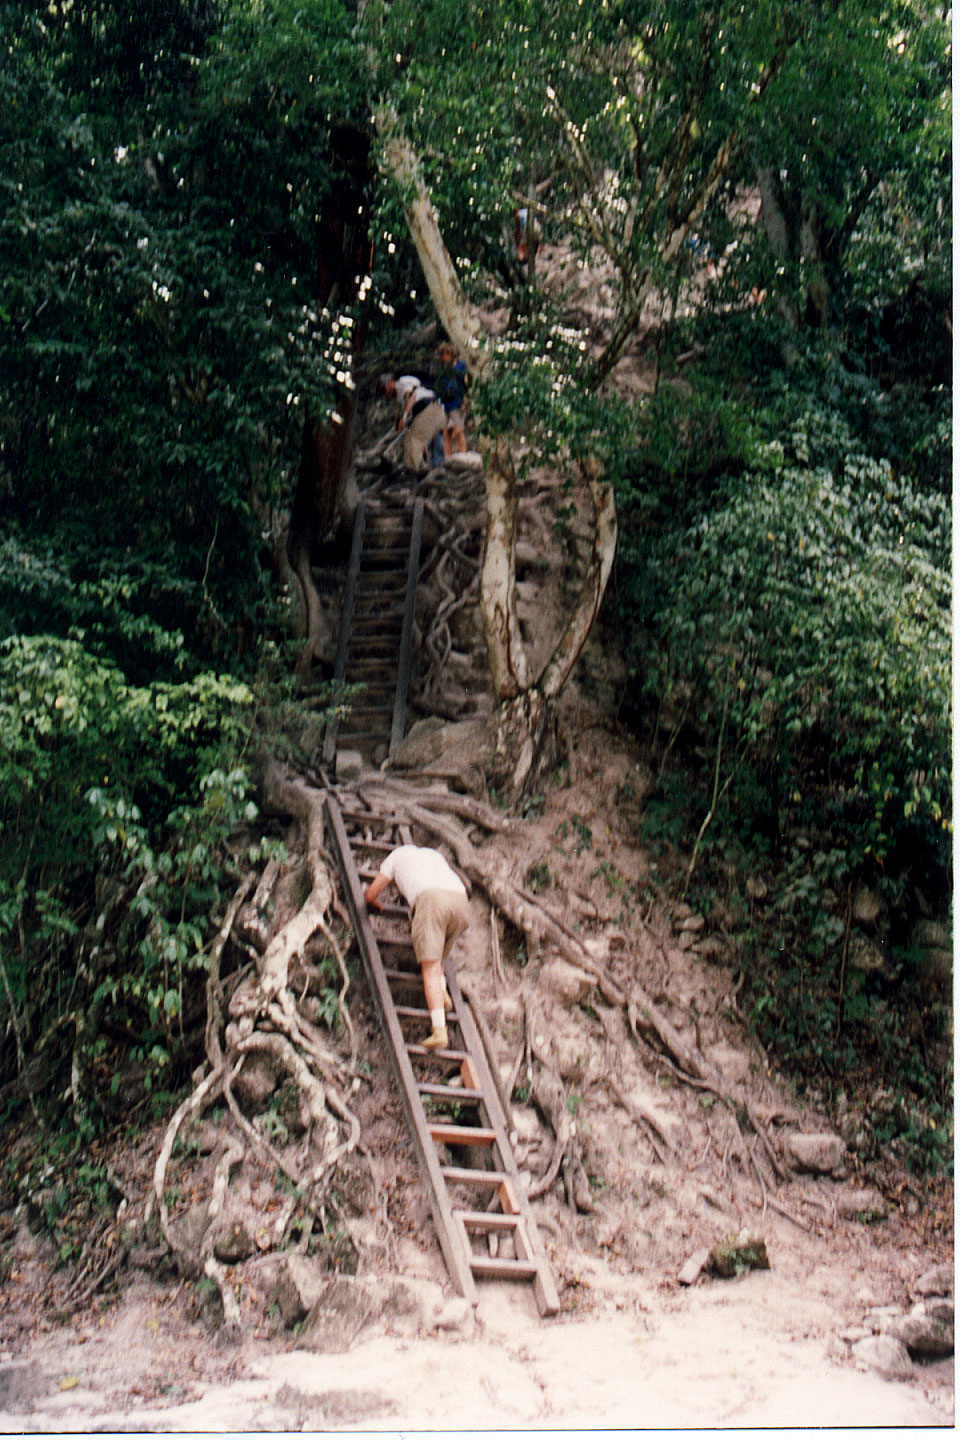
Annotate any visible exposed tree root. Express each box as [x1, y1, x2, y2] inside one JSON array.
[[140, 761, 374, 1331], [349, 775, 800, 1221]]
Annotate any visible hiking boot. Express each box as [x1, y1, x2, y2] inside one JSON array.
[[422, 1025, 449, 1051]]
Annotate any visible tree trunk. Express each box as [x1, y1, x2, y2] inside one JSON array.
[[285, 122, 372, 675], [490, 686, 550, 797], [374, 106, 488, 377], [480, 435, 531, 700], [539, 460, 617, 703], [757, 166, 831, 331], [377, 110, 618, 798]]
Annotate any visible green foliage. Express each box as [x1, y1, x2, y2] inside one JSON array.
[[1, 0, 370, 642], [525, 861, 551, 894], [0, 620, 266, 1117], [640, 401, 950, 880]]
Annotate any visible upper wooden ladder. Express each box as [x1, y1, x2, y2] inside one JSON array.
[[323, 495, 423, 769], [325, 793, 559, 1317]]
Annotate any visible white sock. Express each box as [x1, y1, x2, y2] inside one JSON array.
[[430, 1008, 445, 1031]]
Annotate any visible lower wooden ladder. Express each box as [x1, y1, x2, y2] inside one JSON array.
[[324, 794, 559, 1316]]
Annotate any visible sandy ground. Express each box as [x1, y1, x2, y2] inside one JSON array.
[[0, 1239, 953, 1433]]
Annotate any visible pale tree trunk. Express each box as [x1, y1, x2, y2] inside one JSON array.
[[539, 459, 617, 704], [480, 435, 531, 701], [374, 106, 489, 378], [377, 109, 619, 798]]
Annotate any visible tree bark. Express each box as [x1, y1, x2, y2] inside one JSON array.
[[480, 436, 531, 700], [377, 111, 622, 795], [374, 105, 488, 377], [539, 460, 617, 703]]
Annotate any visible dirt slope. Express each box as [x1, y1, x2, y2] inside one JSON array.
[[0, 694, 953, 1430], [0, 261, 953, 1427]]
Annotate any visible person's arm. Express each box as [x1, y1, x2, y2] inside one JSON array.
[[365, 872, 393, 911]]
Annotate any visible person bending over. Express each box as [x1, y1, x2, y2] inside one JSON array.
[[365, 844, 470, 1050]]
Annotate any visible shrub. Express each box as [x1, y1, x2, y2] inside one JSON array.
[[0, 630, 261, 1125], [647, 405, 951, 882]]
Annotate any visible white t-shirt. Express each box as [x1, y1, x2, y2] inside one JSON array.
[[395, 375, 420, 407], [379, 845, 466, 906]]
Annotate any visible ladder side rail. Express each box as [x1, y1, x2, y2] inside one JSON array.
[[323, 795, 478, 1303], [323, 500, 367, 765], [444, 963, 560, 1316], [389, 496, 424, 759]]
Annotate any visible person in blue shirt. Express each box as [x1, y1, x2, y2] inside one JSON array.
[[435, 343, 468, 456]]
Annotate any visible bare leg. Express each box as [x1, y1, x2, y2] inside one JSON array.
[[420, 958, 449, 1049], [420, 958, 445, 1013]]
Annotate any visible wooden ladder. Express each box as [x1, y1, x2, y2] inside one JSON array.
[[325, 794, 559, 1317], [323, 495, 423, 768]]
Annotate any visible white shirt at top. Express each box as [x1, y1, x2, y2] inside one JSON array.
[[395, 375, 420, 405], [379, 845, 466, 907]]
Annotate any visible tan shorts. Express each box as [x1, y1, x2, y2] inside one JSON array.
[[403, 400, 445, 471], [411, 889, 470, 964]]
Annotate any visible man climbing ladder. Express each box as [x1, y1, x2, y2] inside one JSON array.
[[364, 845, 470, 1049]]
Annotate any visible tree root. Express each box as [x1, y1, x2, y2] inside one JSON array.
[[606, 1076, 675, 1166], [140, 761, 372, 1328]]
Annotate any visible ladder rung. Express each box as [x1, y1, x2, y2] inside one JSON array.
[[408, 1043, 469, 1060], [468, 1257, 540, 1280], [418, 1083, 483, 1102], [395, 1004, 432, 1019], [428, 1124, 496, 1146], [441, 1167, 510, 1187], [455, 1210, 522, 1232]]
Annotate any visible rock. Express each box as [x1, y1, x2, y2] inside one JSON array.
[[176, 1203, 214, 1256], [678, 1248, 712, 1286], [434, 1297, 476, 1334], [213, 1218, 255, 1264], [852, 885, 884, 927], [300, 1277, 378, 1354], [389, 716, 492, 773], [270, 1255, 330, 1328], [882, 1307, 954, 1360], [836, 1107, 874, 1158], [693, 937, 724, 962], [540, 959, 594, 1007], [445, 450, 483, 470], [784, 1131, 846, 1175], [851, 1334, 915, 1379], [836, 1187, 887, 1221], [708, 1232, 770, 1279], [378, 1275, 442, 1324], [297, 1274, 465, 1351], [511, 1106, 541, 1143], [232, 1052, 280, 1108], [913, 1264, 954, 1299], [553, 1035, 588, 1082], [183, 1120, 223, 1155], [705, 1043, 751, 1086], [335, 749, 365, 781], [912, 919, 951, 951], [678, 914, 705, 933], [920, 948, 953, 994], [848, 934, 889, 976], [745, 876, 767, 902]]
